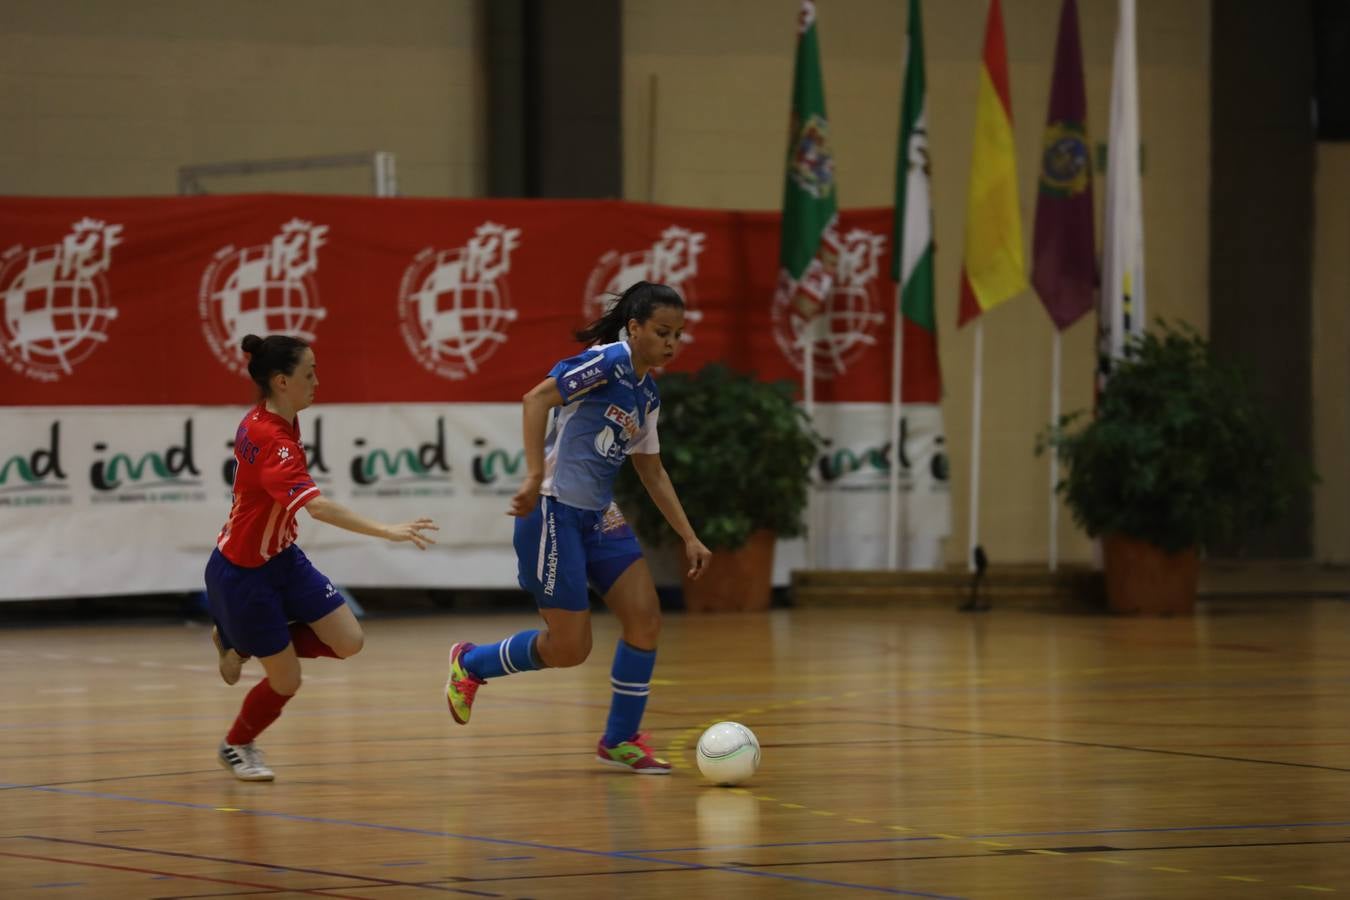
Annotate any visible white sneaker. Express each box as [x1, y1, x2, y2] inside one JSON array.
[[212, 627, 246, 686], [218, 741, 275, 781]]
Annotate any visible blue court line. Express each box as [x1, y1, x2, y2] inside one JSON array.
[[630, 820, 1350, 854], [972, 820, 1350, 839], [1, 783, 963, 899]]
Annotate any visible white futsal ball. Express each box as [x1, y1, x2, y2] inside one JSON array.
[[696, 721, 761, 786]]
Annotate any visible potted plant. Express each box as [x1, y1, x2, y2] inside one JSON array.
[[614, 363, 820, 611], [1038, 321, 1310, 614]]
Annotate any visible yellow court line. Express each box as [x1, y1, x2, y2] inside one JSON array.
[[665, 693, 1346, 898]]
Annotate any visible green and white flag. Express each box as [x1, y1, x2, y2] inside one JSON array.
[[888, 0, 948, 569], [776, 0, 841, 343], [893, 0, 933, 328], [892, 0, 940, 397]]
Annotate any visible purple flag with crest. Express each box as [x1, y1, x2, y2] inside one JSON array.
[[1031, 0, 1096, 330]]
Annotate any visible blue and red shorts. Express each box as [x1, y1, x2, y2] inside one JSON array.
[[204, 544, 343, 658]]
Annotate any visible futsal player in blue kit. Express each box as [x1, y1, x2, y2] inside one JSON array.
[[445, 281, 712, 773]]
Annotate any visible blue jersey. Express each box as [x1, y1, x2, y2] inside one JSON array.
[[540, 341, 660, 510]]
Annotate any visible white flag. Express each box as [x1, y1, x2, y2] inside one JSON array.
[[1098, 0, 1145, 381]]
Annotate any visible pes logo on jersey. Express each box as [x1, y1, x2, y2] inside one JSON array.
[[603, 404, 639, 442], [0, 218, 123, 382], [398, 222, 521, 381], [594, 404, 639, 461], [199, 219, 329, 375]]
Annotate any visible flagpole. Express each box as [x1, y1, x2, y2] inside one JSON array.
[[967, 319, 984, 572], [804, 324, 816, 570], [1048, 328, 1061, 571], [888, 282, 905, 569]]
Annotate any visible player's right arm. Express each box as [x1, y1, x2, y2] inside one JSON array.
[[508, 377, 564, 517], [305, 497, 438, 549]]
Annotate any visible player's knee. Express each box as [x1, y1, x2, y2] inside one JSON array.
[[549, 633, 592, 668], [269, 672, 302, 696], [332, 632, 364, 658], [627, 610, 662, 647]]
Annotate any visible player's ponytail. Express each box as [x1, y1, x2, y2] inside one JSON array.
[[241, 333, 309, 400], [575, 281, 684, 346]]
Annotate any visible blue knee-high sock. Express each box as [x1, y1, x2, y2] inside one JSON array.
[[462, 630, 543, 680], [603, 641, 656, 745]]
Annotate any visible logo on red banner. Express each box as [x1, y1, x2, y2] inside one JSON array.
[[398, 221, 521, 381], [0, 218, 122, 382], [772, 228, 887, 380], [198, 219, 329, 375], [583, 225, 704, 344]]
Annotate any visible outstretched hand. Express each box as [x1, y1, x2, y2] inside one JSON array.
[[684, 536, 712, 580], [387, 518, 439, 550]]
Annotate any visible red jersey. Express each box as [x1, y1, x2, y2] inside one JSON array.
[[216, 405, 321, 567]]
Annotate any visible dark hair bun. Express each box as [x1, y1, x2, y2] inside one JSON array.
[[240, 334, 263, 354]]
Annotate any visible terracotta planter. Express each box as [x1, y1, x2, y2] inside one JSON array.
[[681, 530, 776, 612], [1102, 533, 1200, 615]]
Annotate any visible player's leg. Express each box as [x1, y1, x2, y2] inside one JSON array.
[[218, 646, 301, 782], [446, 497, 592, 724], [283, 547, 360, 659], [590, 514, 669, 774], [205, 550, 249, 685], [211, 623, 247, 685], [208, 550, 303, 781]]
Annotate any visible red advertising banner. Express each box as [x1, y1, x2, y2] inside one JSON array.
[[0, 196, 939, 406]]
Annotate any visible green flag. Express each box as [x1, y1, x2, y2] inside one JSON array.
[[777, 0, 840, 323], [892, 0, 942, 397]]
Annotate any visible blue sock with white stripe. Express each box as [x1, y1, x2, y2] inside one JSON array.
[[462, 630, 542, 680], [603, 641, 656, 746]]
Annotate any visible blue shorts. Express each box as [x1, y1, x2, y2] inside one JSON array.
[[204, 544, 343, 658], [513, 496, 643, 611]]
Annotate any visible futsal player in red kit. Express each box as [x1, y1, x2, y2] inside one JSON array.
[[206, 333, 438, 781]]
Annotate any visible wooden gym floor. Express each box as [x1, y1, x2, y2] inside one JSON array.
[[3, 599, 1350, 898]]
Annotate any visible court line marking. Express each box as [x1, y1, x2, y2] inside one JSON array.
[[1, 785, 964, 899], [669, 695, 1349, 896], [0, 850, 381, 900], [631, 820, 1350, 853], [14, 836, 497, 896]]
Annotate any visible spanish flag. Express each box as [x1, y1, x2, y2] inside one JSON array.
[[957, 0, 1027, 327]]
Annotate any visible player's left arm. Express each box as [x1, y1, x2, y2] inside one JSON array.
[[630, 452, 711, 579], [306, 496, 439, 549], [508, 376, 565, 517]]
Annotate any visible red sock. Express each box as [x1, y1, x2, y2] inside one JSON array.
[[289, 622, 339, 659], [226, 679, 293, 745]]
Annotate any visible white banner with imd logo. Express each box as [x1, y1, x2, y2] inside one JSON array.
[[0, 404, 949, 600]]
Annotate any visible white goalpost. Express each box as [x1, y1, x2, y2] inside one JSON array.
[[178, 151, 398, 197]]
